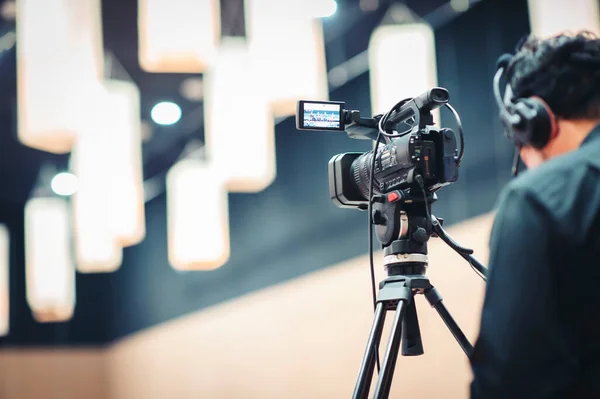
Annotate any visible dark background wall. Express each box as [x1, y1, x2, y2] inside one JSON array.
[[0, 0, 530, 346]]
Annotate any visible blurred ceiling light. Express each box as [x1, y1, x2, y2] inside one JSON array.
[[50, 172, 79, 196], [16, 0, 104, 154], [312, 0, 337, 18], [527, 0, 600, 37], [388, 3, 418, 24], [70, 128, 123, 273], [138, 0, 220, 73], [450, 0, 470, 13], [328, 66, 349, 88], [70, 141, 123, 274], [103, 80, 146, 248], [369, 23, 438, 118], [179, 77, 204, 102], [204, 38, 275, 192], [151, 101, 182, 126], [70, 80, 146, 272], [166, 159, 230, 270], [360, 0, 378, 11], [245, 0, 329, 117], [0, 32, 16, 52], [141, 120, 153, 142], [0, 0, 15, 20], [0, 224, 8, 336], [25, 196, 75, 323]]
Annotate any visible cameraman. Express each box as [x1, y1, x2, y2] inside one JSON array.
[[470, 32, 600, 398]]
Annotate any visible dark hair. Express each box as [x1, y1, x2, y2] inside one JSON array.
[[506, 31, 600, 120]]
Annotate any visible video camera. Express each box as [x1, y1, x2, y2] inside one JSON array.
[[296, 88, 464, 210], [296, 89, 488, 399]]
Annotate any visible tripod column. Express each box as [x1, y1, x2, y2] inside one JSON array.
[[373, 299, 408, 399]]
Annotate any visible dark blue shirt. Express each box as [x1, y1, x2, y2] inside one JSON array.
[[470, 124, 600, 398]]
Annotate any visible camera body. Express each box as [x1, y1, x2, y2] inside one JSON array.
[[329, 126, 458, 209], [297, 88, 461, 210]]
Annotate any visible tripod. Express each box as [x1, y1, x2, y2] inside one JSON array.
[[352, 190, 488, 399]]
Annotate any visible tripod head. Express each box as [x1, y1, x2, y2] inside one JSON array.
[[371, 187, 438, 277]]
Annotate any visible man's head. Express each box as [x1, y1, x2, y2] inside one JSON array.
[[505, 31, 600, 168]]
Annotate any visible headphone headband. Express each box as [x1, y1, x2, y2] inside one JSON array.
[[493, 66, 524, 143]]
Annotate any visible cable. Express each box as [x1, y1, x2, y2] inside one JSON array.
[[415, 175, 433, 228], [378, 98, 413, 138], [443, 103, 465, 164], [368, 131, 382, 373]]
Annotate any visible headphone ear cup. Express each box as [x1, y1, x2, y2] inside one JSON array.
[[501, 102, 527, 146], [513, 98, 553, 149]]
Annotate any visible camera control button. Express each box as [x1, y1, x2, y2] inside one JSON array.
[[387, 192, 400, 203]]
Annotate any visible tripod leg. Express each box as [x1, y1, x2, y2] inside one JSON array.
[[353, 302, 387, 399], [425, 287, 474, 357], [373, 299, 408, 399]]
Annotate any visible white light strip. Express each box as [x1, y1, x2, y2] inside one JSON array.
[[166, 159, 230, 270], [103, 80, 146, 248], [528, 0, 600, 38], [138, 0, 220, 73], [25, 197, 75, 322], [369, 23, 438, 116], [0, 224, 8, 336], [245, 0, 328, 117], [16, 0, 104, 154], [203, 38, 276, 193], [70, 85, 122, 273]]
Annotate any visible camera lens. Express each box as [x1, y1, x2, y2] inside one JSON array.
[[350, 151, 379, 200]]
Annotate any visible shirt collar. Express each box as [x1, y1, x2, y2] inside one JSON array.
[[581, 122, 600, 148]]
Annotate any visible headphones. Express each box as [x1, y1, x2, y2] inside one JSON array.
[[493, 54, 557, 150]]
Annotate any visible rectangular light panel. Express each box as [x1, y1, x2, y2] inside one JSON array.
[[166, 159, 230, 270], [25, 197, 76, 322], [16, 0, 104, 154], [369, 23, 438, 117], [203, 38, 276, 193], [245, 0, 329, 117], [138, 0, 220, 73]]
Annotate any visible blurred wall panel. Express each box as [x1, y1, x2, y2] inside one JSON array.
[[0, 349, 107, 399], [107, 214, 492, 399]]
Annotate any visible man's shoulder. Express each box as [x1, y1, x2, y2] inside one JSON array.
[[507, 151, 582, 197], [499, 150, 600, 233]]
